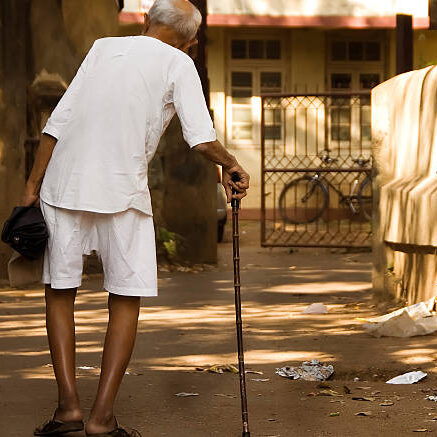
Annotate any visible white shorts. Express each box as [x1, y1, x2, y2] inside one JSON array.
[[41, 201, 157, 297]]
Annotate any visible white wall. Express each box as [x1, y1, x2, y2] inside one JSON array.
[[208, 0, 428, 17], [123, 0, 428, 16]]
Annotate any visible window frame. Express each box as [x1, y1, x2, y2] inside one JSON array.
[[326, 31, 386, 151], [226, 32, 288, 149]]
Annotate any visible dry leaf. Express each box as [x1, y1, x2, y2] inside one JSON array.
[[317, 389, 342, 397], [379, 401, 394, 407], [352, 396, 376, 402], [355, 411, 372, 416], [413, 429, 429, 433], [329, 412, 340, 417]]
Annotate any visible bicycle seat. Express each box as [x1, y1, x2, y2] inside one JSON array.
[[352, 158, 371, 167]]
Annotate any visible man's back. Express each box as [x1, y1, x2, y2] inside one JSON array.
[[41, 36, 216, 215]]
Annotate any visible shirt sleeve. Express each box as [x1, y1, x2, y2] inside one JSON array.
[[172, 59, 216, 148], [42, 43, 96, 140]]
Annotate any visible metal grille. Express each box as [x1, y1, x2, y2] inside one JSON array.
[[261, 92, 373, 248]]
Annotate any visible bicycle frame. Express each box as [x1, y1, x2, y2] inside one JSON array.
[[309, 169, 371, 215]]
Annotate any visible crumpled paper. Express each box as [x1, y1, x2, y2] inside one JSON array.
[[386, 371, 427, 385], [361, 297, 437, 338], [275, 359, 334, 381], [303, 303, 328, 314]]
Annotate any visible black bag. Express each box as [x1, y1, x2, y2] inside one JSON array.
[[1, 207, 49, 260]]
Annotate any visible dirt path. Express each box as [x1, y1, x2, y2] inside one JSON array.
[[1, 221, 437, 436]]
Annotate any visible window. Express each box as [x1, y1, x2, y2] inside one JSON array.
[[328, 33, 384, 148], [261, 72, 283, 140], [330, 40, 381, 62], [228, 35, 286, 147], [230, 70, 284, 141], [231, 72, 253, 140], [231, 39, 282, 60]]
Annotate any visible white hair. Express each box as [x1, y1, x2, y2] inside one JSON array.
[[149, 0, 202, 42]]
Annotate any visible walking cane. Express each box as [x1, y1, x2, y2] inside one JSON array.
[[231, 173, 251, 437]]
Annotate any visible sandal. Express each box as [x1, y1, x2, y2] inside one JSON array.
[[34, 417, 84, 436], [86, 418, 141, 437]]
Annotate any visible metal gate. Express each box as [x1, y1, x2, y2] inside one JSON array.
[[261, 92, 373, 248]]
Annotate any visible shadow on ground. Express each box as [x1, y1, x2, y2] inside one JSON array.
[[1, 221, 436, 436]]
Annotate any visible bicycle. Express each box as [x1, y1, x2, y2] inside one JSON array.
[[278, 154, 373, 224]]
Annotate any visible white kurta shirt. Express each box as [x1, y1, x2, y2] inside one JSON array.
[[40, 36, 216, 215]]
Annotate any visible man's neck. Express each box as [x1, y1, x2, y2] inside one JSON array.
[[144, 28, 179, 48]]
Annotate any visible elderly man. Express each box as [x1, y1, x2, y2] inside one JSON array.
[[22, 1, 249, 436]]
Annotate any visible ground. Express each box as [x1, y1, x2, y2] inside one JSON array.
[[1, 221, 437, 437]]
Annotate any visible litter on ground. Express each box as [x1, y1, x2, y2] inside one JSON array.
[[360, 297, 437, 337], [386, 371, 427, 385], [303, 303, 328, 314], [275, 359, 334, 381]]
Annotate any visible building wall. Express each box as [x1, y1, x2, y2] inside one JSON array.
[[209, 25, 437, 215]]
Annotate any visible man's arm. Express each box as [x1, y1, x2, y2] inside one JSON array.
[[20, 134, 57, 207], [193, 140, 250, 203]]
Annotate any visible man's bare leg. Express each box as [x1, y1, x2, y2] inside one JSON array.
[[86, 293, 141, 435], [45, 286, 83, 422]]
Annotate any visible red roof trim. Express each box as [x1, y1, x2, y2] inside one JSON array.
[[119, 12, 145, 24], [207, 14, 430, 29]]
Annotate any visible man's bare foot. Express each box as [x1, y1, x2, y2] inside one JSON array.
[[53, 405, 83, 423], [85, 414, 117, 435]]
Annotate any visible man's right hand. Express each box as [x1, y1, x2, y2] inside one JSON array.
[[222, 166, 250, 203], [193, 140, 250, 202]]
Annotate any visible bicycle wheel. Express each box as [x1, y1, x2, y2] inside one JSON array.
[[279, 176, 329, 224], [358, 176, 373, 221]]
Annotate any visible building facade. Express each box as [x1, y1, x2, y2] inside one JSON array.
[[122, 0, 435, 215]]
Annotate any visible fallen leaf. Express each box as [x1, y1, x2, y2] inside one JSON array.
[[317, 389, 342, 397], [252, 378, 270, 382], [246, 370, 264, 375], [413, 429, 429, 433], [357, 386, 372, 390], [317, 381, 331, 389], [371, 391, 381, 396], [196, 364, 239, 374], [175, 392, 199, 397], [344, 385, 352, 394], [355, 411, 372, 416], [379, 401, 394, 407], [352, 397, 376, 402], [329, 412, 340, 417], [214, 393, 236, 399]]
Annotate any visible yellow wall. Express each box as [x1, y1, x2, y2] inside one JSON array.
[[386, 30, 437, 78], [290, 29, 326, 93]]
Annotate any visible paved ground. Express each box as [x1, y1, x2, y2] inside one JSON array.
[[2, 221, 437, 436]]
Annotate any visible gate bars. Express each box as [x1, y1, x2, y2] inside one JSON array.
[[261, 92, 373, 248]]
